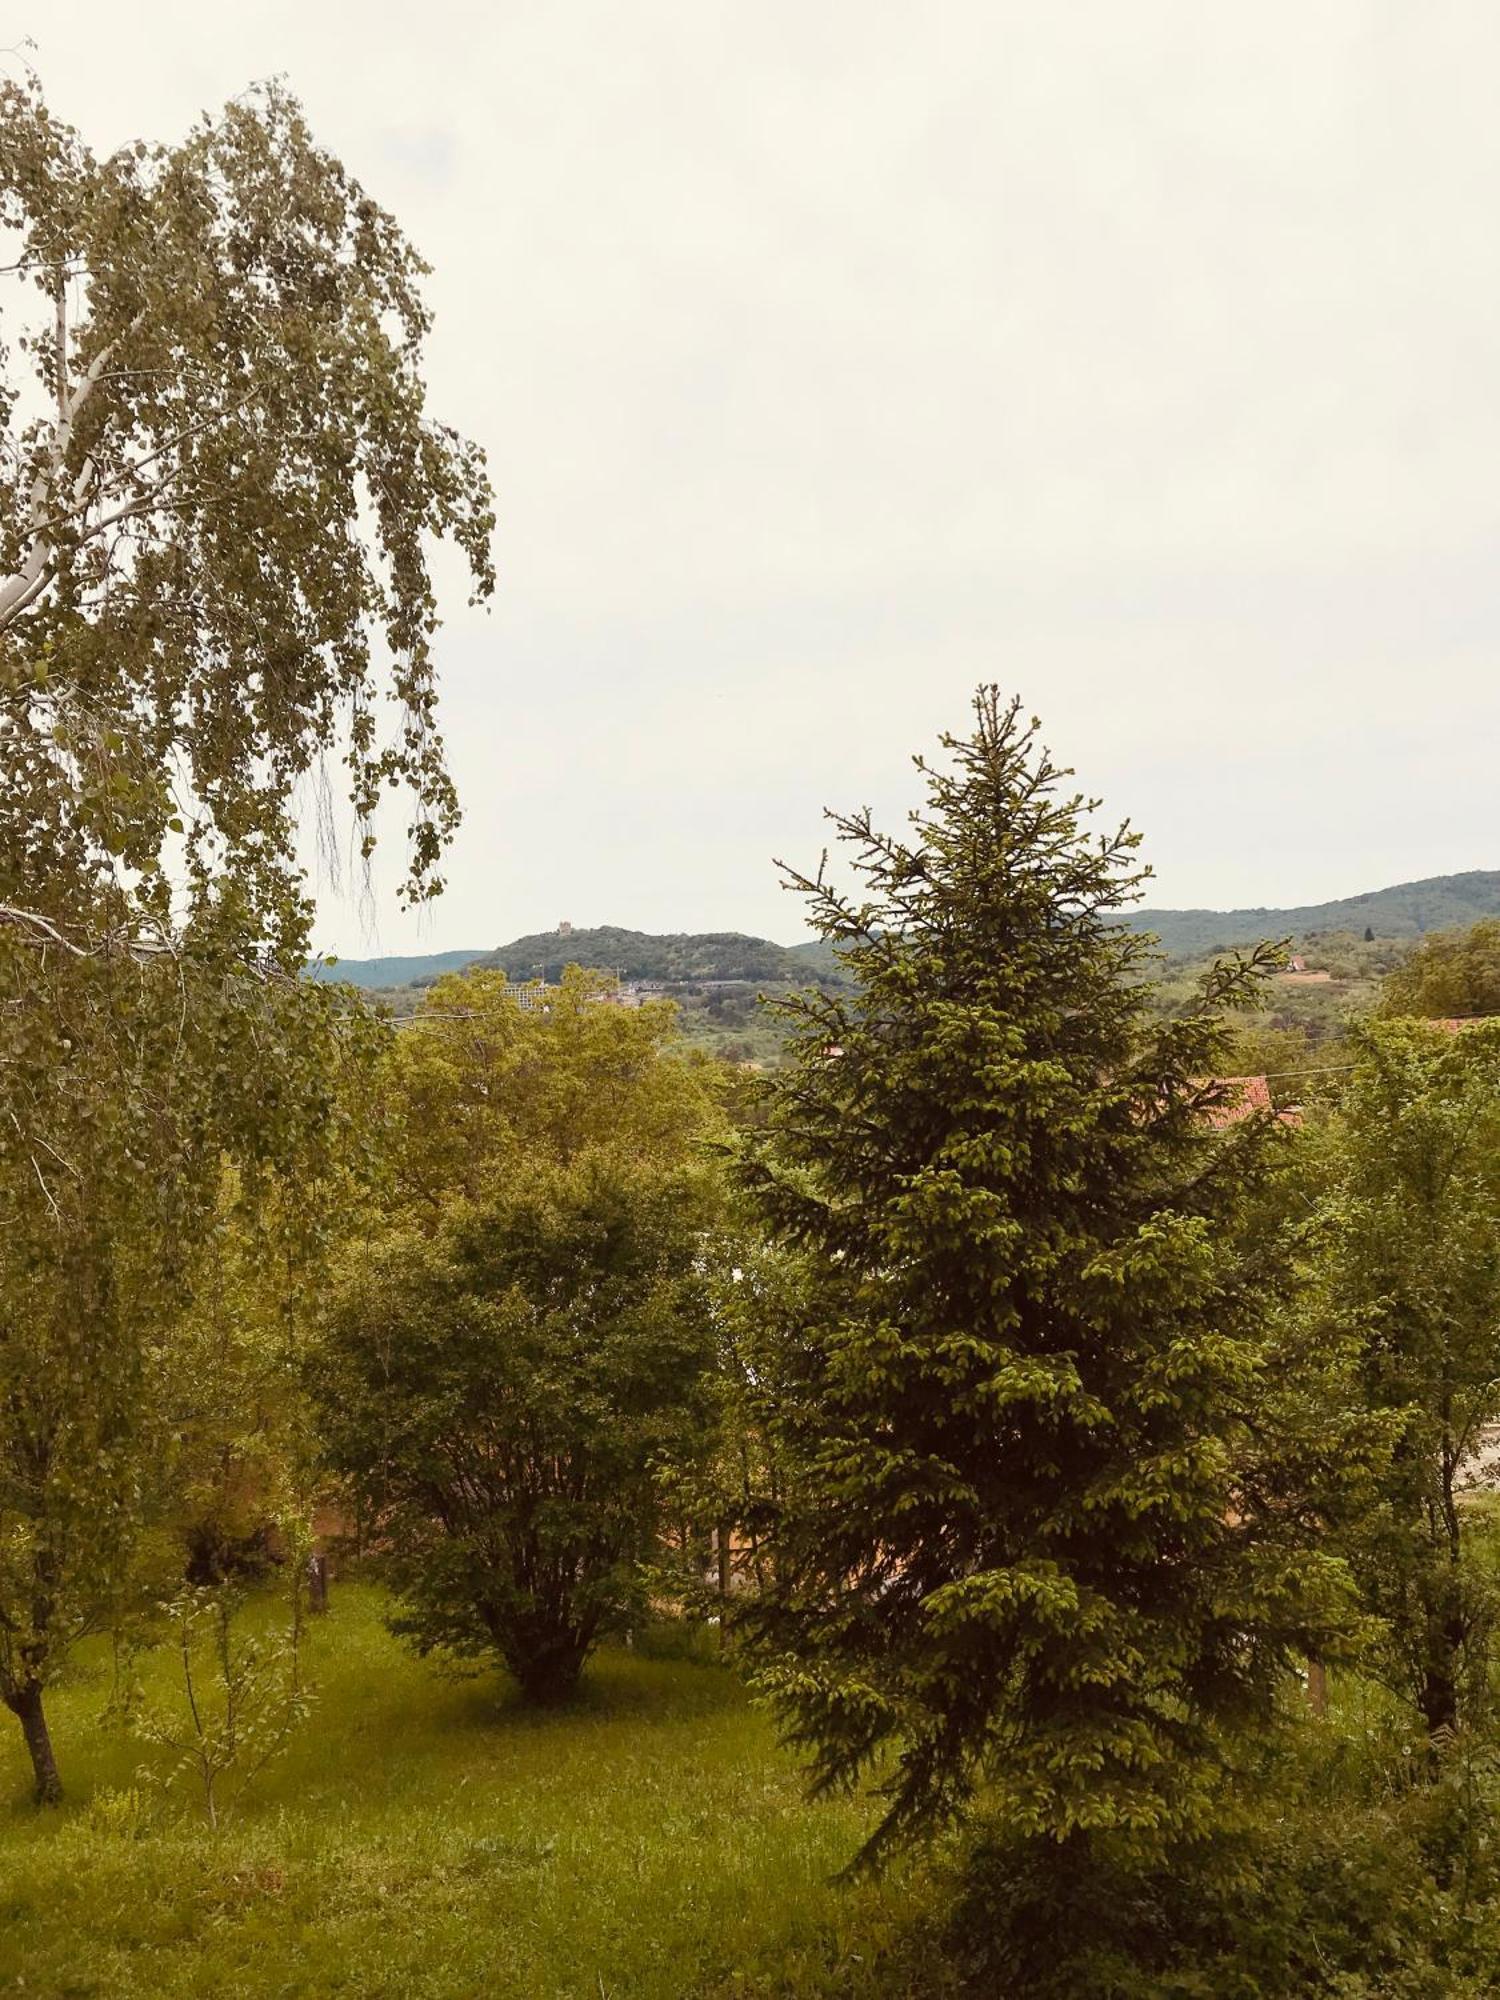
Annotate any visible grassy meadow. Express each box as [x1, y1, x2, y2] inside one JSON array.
[[0, 1586, 949, 2000]]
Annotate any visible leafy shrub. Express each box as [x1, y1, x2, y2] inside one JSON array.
[[946, 1727, 1500, 1998]]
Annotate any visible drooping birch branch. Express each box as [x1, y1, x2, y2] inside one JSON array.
[[0, 308, 146, 633]]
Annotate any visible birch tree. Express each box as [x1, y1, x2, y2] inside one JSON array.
[[0, 75, 490, 1801], [0, 72, 493, 950]]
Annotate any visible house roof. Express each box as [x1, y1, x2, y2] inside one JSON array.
[[1203, 1074, 1303, 1129], [1203, 1075, 1273, 1128]]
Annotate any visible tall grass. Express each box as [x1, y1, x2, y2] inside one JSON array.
[[0, 1586, 948, 1998]]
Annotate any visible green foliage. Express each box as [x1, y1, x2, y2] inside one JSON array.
[[121, 1582, 313, 1829], [381, 965, 720, 1203], [165, 1152, 385, 1595], [739, 689, 1354, 1880], [315, 971, 730, 1701], [946, 1723, 1500, 1998], [1217, 1018, 1322, 1082], [320, 1159, 722, 1700], [1299, 927, 1416, 983], [1303, 1019, 1500, 1736], [0, 945, 380, 1800], [1149, 928, 1412, 1082], [655, 1232, 824, 1618], [0, 73, 493, 930], [1380, 919, 1500, 1021]]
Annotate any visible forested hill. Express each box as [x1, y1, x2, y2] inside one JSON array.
[[310, 928, 844, 991], [468, 927, 843, 986], [1124, 871, 1500, 959]]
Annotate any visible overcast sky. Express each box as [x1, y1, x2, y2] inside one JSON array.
[[24, 3, 1500, 952]]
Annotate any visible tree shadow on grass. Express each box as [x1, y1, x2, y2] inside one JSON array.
[[424, 1645, 748, 1742]]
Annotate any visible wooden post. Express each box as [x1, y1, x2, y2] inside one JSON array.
[[307, 1552, 330, 1615]]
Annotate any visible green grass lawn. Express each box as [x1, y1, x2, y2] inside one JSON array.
[[0, 1586, 950, 1999]]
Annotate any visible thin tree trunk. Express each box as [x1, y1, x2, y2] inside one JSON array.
[[1306, 1656, 1327, 1716], [1424, 1423, 1466, 1742], [7, 1681, 63, 1805], [716, 1521, 732, 1649], [1422, 1638, 1461, 1739]]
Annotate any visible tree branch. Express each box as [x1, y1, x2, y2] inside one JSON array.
[[0, 311, 147, 632]]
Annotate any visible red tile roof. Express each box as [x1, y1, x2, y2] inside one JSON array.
[[1203, 1075, 1273, 1128]]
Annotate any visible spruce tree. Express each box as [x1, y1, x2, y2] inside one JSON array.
[[741, 690, 1349, 1901]]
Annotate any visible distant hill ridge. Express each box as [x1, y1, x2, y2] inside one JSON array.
[[310, 871, 1500, 989], [1124, 870, 1500, 958]]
